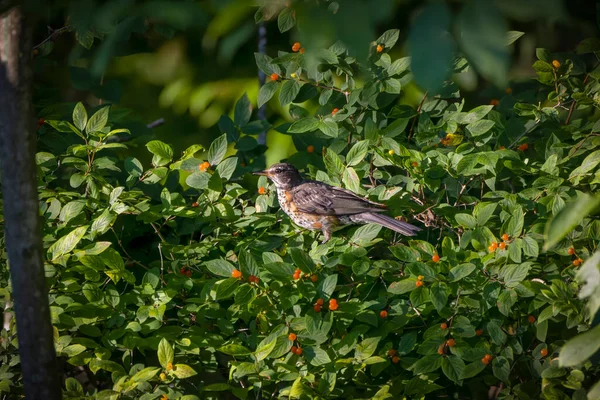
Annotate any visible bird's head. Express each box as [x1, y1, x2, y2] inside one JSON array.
[[253, 163, 302, 189]]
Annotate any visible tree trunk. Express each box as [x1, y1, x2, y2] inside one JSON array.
[[0, 6, 62, 400]]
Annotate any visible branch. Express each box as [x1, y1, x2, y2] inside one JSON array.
[[407, 91, 428, 142]]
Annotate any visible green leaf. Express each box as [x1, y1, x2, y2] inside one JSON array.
[[48, 226, 88, 261], [355, 337, 380, 360], [430, 282, 449, 312], [146, 140, 173, 167], [205, 259, 235, 277], [258, 81, 278, 108], [158, 338, 174, 369], [304, 346, 331, 366], [279, 80, 302, 106], [506, 31, 524, 45], [410, 355, 442, 374], [255, 336, 276, 362], [559, 324, 600, 367], [86, 106, 110, 133], [388, 278, 418, 295], [467, 120, 495, 136], [207, 133, 228, 166], [132, 367, 160, 382], [459, 361, 487, 379], [73, 102, 88, 132], [456, 0, 508, 87], [318, 120, 338, 137], [172, 364, 197, 379], [317, 274, 338, 299], [346, 140, 370, 167], [125, 157, 143, 177], [408, 2, 454, 93], [487, 321, 507, 345], [289, 248, 315, 272], [492, 356, 510, 382], [502, 263, 531, 288], [288, 117, 320, 133], [442, 356, 465, 384], [186, 171, 211, 189], [216, 157, 237, 180], [376, 29, 400, 49], [277, 7, 295, 32], [234, 93, 252, 126], [544, 194, 600, 250], [390, 245, 421, 262], [455, 214, 477, 229], [218, 344, 252, 356], [350, 224, 381, 246], [449, 263, 476, 282]]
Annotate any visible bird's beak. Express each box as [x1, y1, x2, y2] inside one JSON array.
[[253, 169, 268, 176]]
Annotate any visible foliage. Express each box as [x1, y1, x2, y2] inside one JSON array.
[[1, 1, 600, 399]]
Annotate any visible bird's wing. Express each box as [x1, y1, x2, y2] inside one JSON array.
[[291, 181, 386, 216]]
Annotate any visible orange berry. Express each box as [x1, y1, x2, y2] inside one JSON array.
[[313, 304, 321, 312], [166, 362, 173, 371], [329, 302, 339, 311], [391, 355, 400, 364], [568, 247, 575, 255], [380, 310, 388, 318], [505, 87, 513, 94], [32, 48, 39, 56], [288, 333, 297, 341], [258, 186, 266, 195], [499, 146, 506, 150], [387, 349, 397, 357], [293, 272, 300, 280], [417, 275, 424, 281], [484, 354, 492, 361], [199, 161, 210, 172], [432, 254, 440, 263], [440, 323, 448, 330], [270, 73, 279, 81], [295, 347, 302, 355], [329, 298, 337, 305], [411, 161, 419, 167], [376, 44, 384, 53], [437, 343, 446, 355], [446, 338, 455, 347], [540, 348, 548, 357], [292, 42, 301, 52], [578, 258, 583, 264], [491, 242, 498, 249], [490, 99, 500, 106], [573, 259, 581, 267], [232, 269, 242, 279], [488, 245, 496, 253], [528, 315, 536, 324], [191, 201, 199, 207], [518, 143, 529, 151], [552, 60, 561, 68], [499, 242, 507, 250], [316, 298, 324, 305], [415, 280, 424, 287], [160, 395, 168, 400], [502, 233, 509, 241], [331, 108, 339, 116], [299, 48, 305, 54], [482, 356, 490, 365], [291, 346, 298, 354], [476, 329, 483, 336], [310, 274, 318, 282], [307, 145, 315, 153]]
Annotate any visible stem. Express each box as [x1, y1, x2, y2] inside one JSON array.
[[407, 91, 428, 142]]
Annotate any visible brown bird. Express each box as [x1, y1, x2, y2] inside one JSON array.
[[253, 163, 421, 242]]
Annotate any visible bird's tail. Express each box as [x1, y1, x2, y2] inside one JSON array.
[[356, 212, 421, 236]]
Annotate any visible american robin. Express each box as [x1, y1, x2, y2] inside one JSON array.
[[253, 163, 421, 242]]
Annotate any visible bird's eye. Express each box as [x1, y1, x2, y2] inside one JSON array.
[[275, 168, 283, 173]]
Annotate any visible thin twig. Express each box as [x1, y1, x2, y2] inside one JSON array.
[[407, 91, 428, 141], [146, 118, 165, 129], [454, 177, 475, 206], [565, 71, 593, 125], [33, 25, 70, 50]]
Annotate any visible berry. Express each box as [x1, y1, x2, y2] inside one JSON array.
[[499, 146, 506, 150], [258, 186, 266, 195], [432, 254, 440, 263], [411, 161, 419, 167], [415, 280, 424, 287], [293, 272, 301, 280], [380, 310, 388, 318], [249, 275, 259, 284], [299, 48, 305, 54], [540, 348, 548, 357], [199, 161, 210, 172], [160, 372, 166, 380], [440, 323, 448, 330], [307, 145, 315, 153], [161, 395, 168, 400], [488, 245, 496, 253], [388, 150, 395, 155], [270, 73, 279, 81], [180, 267, 192, 278], [191, 201, 199, 207], [166, 362, 173, 371], [387, 349, 397, 357], [391, 356, 400, 364], [528, 315, 536, 324], [417, 275, 424, 281], [291, 346, 298, 354], [476, 329, 483, 336], [482, 356, 491, 365], [329, 299, 339, 311], [568, 247, 575, 255], [316, 298, 324, 306], [502, 233, 509, 241], [499, 242, 507, 250], [490, 99, 500, 106], [314, 304, 322, 312], [491, 242, 499, 250], [331, 108, 339, 116], [292, 42, 301, 52], [552, 60, 561, 68], [446, 339, 455, 347], [32, 48, 39, 56], [288, 333, 297, 341], [37, 118, 45, 129], [376, 44, 384, 53], [518, 143, 529, 151], [231, 269, 242, 279], [295, 347, 303, 355], [437, 343, 446, 355], [573, 259, 581, 267], [505, 87, 513, 94], [310, 274, 318, 282]]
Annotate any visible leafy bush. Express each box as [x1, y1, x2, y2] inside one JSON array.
[[1, 5, 600, 400]]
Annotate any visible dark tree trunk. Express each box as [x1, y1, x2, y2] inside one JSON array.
[[0, 6, 62, 400]]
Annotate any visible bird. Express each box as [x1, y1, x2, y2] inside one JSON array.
[[253, 163, 421, 242]]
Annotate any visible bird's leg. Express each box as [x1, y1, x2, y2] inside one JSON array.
[[321, 229, 331, 243]]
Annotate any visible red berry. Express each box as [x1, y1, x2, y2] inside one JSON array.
[[528, 315, 536, 324], [476, 329, 483, 336], [499, 242, 507, 250], [290, 346, 298, 354], [310, 274, 318, 282], [307, 145, 315, 153], [568, 247, 575, 255], [331, 108, 339, 116], [380, 310, 388, 318], [295, 347, 302, 355], [446, 339, 455, 347], [391, 355, 400, 363], [191, 201, 199, 207], [540, 348, 548, 357], [288, 333, 297, 341], [440, 323, 448, 330], [387, 349, 397, 357], [292, 42, 301, 52], [270, 73, 279, 81], [313, 304, 322, 312], [432, 254, 440, 263], [316, 298, 324, 306], [415, 280, 424, 287], [502, 233, 509, 241]]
